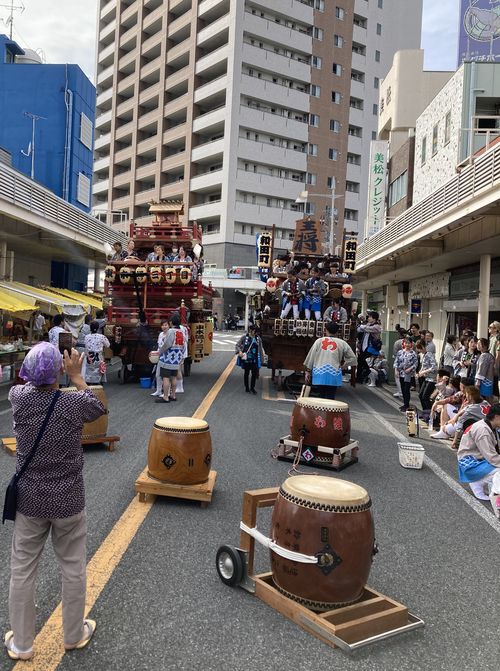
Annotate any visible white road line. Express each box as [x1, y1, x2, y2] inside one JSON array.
[[0, 406, 12, 417], [354, 392, 500, 535], [212, 339, 229, 345]]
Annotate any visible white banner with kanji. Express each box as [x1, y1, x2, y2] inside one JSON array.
[[366, 140, 388, 237]]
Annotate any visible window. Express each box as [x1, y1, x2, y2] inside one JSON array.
[[334, 34, 344, 48], [315, 0, 325, 9], [353, 14, 367, 28], [373, 103, 378, 115], [344, 208, 358, 221], [378, 0, 383, 7], [329, 148, 338, 160], [376, 22, 382, 35], [77, 173, 91, 207], [310, 84, 321, 97], [330, 119, 341, 132], [313, 27, 323, 40], [351, 69, 365, 83], [327, 176, 335, 188], [305, 202, 315, 215], [312, 55, 322, 69], [306, 172, 317, 185], [432, 123, 439, 155], [350, 97, 363, 110], [372, 131, 377, 140], [80, 113, 93, 149], [335, 7, 345, 19], [375, 50, 381, 62], [346, 181, 360, 193], [374, 76, 379, 89], [332, 63, 342, 76], [308, 143, 318, 156], [332, 91, 341, 104], [388, 171, 408, 207], [444, 110, 451, 144], [348, 124, 362, 138], [309, 113, 320, 127], [347, 152, 361, 165], [352, 42, 366, 56], [421, 136, 427, 165]]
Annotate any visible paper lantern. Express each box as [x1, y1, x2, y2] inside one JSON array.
[[104, 265, 116, 283], [135, 266, 147, 284], [149, 266, 163, 283], [165, 267, 177, 284], [342, 284, 353, 299], [179, 266, 192, 285], [119, 266, 131, 284]]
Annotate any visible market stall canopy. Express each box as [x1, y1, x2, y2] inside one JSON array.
[[0, 282, 87, 317], [42, 287, 103, 311], [0, 288, 36, 320]]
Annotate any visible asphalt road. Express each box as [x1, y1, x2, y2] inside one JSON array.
[[0, 350, 499, 671]]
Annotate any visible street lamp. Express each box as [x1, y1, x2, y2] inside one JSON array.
[[295, 178, 345, 254]]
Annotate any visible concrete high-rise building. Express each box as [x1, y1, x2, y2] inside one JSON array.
[[93, 0, 422, 265], [345, 0, 422, 237]]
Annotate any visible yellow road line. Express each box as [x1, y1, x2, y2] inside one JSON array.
[[14, 357, 236, 671], [261, 375, 286, 402]]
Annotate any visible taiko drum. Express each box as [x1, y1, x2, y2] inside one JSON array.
[[290, 397, 350, 449], [147, 416, 212, 485], [270, 475, 375, 611], [62, 385, 109, 440]]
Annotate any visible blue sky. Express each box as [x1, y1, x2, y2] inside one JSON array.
[[3, 0, 460, 82]]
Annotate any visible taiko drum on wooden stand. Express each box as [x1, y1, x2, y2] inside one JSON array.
[[270, 475, 375, 611], [147, 416, 212, 485], [290, 397, 351, 449], [62, 385, 109, 440]]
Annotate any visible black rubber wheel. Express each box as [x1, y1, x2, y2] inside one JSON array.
[[215, 545, 244, 587]]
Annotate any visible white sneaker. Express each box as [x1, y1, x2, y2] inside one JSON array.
[[367, 383, 376, 387], [393, 392, 402, 397], [150, 391, 161, 397], [430, 430, 447, 439]]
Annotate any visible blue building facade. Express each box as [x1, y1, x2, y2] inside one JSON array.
[[0, 35, 95, 213]]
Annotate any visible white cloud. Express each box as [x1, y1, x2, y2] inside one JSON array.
[[0, 0, 98, 82]]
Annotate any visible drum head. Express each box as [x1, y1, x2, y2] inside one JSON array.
[[154, 416, 208, 431], [296, 397, 348, 411], [281, 475, 369, 507]]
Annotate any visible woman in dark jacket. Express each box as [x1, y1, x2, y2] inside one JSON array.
[[235, 325, 266, 394]]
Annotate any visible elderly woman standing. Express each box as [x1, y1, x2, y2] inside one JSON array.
[[84, 321, 110, 385], [4, 344, 105, 660], [395, 338, 419, 412]]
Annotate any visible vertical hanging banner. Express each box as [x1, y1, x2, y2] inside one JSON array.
[[256, 231, 273, 281], [343, 235, 358, 275], [292, 217, 323, 254], [366, 141, 388, 238]]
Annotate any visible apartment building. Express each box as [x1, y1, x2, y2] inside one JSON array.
[[344, 0, 422, 236], [93, 0, 421, 267]]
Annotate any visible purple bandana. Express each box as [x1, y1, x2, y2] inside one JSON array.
[[19, 342, 63, 386]]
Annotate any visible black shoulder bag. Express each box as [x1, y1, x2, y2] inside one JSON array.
[[2, 390, 61, 524]]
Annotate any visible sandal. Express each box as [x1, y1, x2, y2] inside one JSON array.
[[4, 631, 34, 660], [169, 397, 177, 401], [155, 397, 169, 403], [65, 619, 96, 651]]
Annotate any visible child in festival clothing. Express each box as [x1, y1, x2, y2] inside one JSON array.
[[280, 269, 306, 320], [303, 267, 327, 321], [431, 385, 490, 442]]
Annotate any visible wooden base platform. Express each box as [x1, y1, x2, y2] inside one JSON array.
[[276, 436, 359, 471], [228, 487, 424, 653], [135, 468, 217, 507], [1, 435, 119, 454]]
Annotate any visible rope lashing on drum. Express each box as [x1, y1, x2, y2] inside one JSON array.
[[239, 522, 318, 564]]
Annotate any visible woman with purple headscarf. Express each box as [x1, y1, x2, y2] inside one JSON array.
[[4, 343, 105, 661]]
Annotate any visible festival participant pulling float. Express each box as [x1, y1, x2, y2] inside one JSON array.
[[253, 217, 358, 390], [103, 201, 213, 382]]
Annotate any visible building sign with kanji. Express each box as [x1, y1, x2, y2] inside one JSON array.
[[292, 217, 322, 254], [366, 140, 388, 238], [343, 236, 358, 274], [256, 231, 273, 280]]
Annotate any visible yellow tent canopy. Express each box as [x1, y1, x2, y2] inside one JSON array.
[[42, 287, 103, 311], [0, 282, 87, 316], [0, 288, 36, 320]]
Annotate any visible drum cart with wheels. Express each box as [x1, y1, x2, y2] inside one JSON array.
[[216, 487, 424, 654], [275, 436, 359, 471]]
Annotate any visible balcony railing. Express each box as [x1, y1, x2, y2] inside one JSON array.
[[0, 162, 127, 249], [357, 140, 500, 267]]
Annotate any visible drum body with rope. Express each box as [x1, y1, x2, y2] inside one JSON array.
[[147, 416, 212, 485], [290, 397, 350, 450], [271, 475, 375, 611], [62, 385, 109, 441]]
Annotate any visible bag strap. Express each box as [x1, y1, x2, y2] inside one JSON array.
[[15, 390, 61, 482]]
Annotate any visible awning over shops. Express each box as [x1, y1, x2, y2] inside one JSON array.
[[0, 288, 36, 319], [0, 281, 87, 318], [42, 287, 103, 311]]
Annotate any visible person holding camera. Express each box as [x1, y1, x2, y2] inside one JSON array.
[[4, 344, 105, 661], [356, 311, 382, 384]]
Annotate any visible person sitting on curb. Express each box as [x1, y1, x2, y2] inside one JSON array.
[[431, 385, 490, 443], [367, 351, 388, 388]]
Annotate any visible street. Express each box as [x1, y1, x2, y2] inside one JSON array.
[[0, 347, 499, 671]]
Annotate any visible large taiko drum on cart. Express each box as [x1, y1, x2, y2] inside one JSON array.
[[290, 398, 350, 449], [270, 475, 375, 611], [147, 416, 212, 485], [62, 385, 109, 440]]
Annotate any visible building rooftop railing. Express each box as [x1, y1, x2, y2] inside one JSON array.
[[357, 139, 500, 268], [0, 162, 128, 250]]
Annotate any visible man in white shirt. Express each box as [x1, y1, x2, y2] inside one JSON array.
[[48, 314, 67, 348]]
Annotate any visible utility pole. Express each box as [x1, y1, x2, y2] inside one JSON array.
[[0, 0, 24, 40], [21, 111, 45, 180]]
